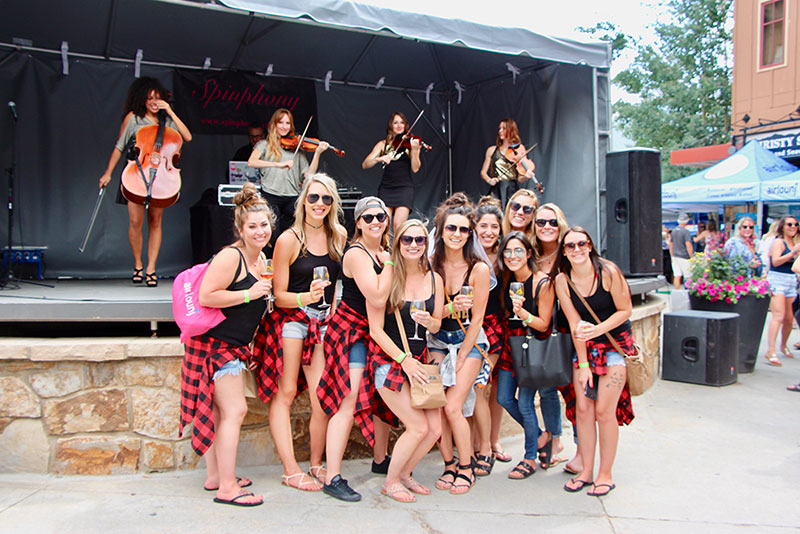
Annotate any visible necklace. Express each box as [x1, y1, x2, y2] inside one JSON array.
[[305, 220, 323, 230]]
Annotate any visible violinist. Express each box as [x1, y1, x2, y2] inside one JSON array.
[[98, 77, 192, 287], [480, 118, 535, 209], [248, 108, 328, 240], [362, 112, 422, 233]]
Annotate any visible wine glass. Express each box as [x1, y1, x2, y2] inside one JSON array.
[[460, 285, 473, 325], [261, 259, 274, 312], [509, 282, 524, 321], [313, 266, 331, 309], [409, 300, 425, 341]]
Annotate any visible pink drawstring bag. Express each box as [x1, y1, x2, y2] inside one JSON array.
[[172, 262, 225, 343]]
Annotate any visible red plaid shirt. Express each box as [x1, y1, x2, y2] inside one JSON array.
[[561, 329, 635, 426], [179, 335, 251, 456], [251, 307, 328, 403], [483, 311, 506, 357]]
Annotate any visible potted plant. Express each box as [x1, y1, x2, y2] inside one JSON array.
[[685, 245, 770, 373]]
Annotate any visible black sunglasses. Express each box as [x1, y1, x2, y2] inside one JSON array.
[[740, 224, 754, 229], [786, 222, 798, 227], [510, 201, 534, 215], [361, 212, 388, 224], [399, 235, 426, 246], [564, 240, 589, 251], [444, 224, 471, 235], [535, 218, 558, 228], [306, 193, 333, 206]]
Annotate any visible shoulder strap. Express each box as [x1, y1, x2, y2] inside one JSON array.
[[394, 308, 412, 355], [564, 276, 628, 356], [230, 246, 246, 281], [444, 292, 491, 367]]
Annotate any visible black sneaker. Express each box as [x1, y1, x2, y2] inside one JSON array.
[[371, 456, 391, 475], [323, 474, 362, 502]]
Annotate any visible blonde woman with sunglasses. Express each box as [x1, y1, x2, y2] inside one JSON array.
[[502, 189, 539, 244]]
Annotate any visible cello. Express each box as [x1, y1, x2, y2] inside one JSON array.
[[121, 111, 183, 208]]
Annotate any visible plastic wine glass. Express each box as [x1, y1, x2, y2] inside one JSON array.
[[261, 259, 274, 312], [313, 266, 331, 309], [509, 282, 524, 321], [409, 300, 425, 341], [460, 285, 473, 325]]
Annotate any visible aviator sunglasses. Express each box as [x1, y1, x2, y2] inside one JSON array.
[[399, 235, 426, 246], [307, 193, 333, 206], [510, 201, 534, 215], [503, 247, 527, 259], [361, 212, 388, 223], [444, 224, 471, 235], [564, 240, 590, 251], [535, 218, 559, 228]]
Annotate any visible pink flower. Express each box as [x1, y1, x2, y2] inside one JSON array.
[[736, 275, 744, 282], [725, 297, 732, 303]]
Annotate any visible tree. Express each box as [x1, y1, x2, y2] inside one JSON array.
[[582, 0, 733, 181]]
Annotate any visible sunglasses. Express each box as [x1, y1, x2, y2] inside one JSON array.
[[503, 247, 526, 259], [740, 224, 754, 229], [399, 235, 426, 246], [361, 212, 388, 224], [306, 193, 333, 206], [786, 222, 798, 227], [535, 218, 558, 228], [444, 224, 471, 235], [564, 240, 590, 251], [510, 201, 534, 215]]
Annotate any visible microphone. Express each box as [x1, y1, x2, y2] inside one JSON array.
[[7, 101, 17, 121]]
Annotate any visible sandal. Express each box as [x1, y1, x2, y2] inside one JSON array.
[[435, 459, 457, 491], [213, 489, 263, 507], [781, 347, 795, 359], [401, 476, 430, 495], [492, 447, 512, 463], [281, 472, 322, 492], [449, 464, 475, 495], [204, 476, 252, 491], [537, 431, 553, 469], [508, 460, 536, 479], [473, 454, 494, 477], [563, 463, 581, 475], [764, 353, 782, 366], [131, 268, 144, 284], [145, 272, 158, 287], [381, 482, 416, 503], [308, 464, 327, 485], [564, 477, 593, 493]]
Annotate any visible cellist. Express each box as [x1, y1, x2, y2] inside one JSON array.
[[98, 77, 192, 287], [480, 118, 535, 209]]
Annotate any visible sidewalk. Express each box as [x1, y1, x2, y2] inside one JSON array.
[[1, 330, 799, 534]]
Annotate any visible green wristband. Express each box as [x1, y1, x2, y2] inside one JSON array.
[[578, 362, 589, 368], [448, 302, 455, 315], [383, 260, 395, 266], [395, 351, 406, 364], [297, 293, 303, 307], [523, 314, 534, 325], [243, 289, 250, 304]]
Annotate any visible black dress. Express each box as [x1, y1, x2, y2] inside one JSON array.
[[377, 146, 415, 209]]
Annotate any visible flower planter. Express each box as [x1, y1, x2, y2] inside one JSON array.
[[689, 294, 769, 373]]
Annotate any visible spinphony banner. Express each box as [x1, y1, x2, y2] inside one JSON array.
[[172, 71, 317, 135]]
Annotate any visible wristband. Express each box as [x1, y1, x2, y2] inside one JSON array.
[[523, 314, 534, 325], [243, 289, 250, 304], [297, 293, 303, 307], [578, 362, 589, 368], [395, 351, 407, 364], [383, 260, 395, 266], [448, 302, 455, 315]]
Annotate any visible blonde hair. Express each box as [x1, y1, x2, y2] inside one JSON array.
[[531, 202, 569, 256], [265, 108, 295, 162], [291, 173, 346, 261], [233, 182, 275, 237], [387, 219, 430, 313], [502, 189, 539, 239]]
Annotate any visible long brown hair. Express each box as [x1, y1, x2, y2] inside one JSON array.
[[550, 226, 606, 280], [387, 219, 431, 313], [384, 111, 408, 148], [291, 173, 346, 261], [265, 108, 295, 162], [495, 118, 521, 148], [430, 194, 480, 285]]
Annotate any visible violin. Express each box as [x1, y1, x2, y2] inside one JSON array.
[[121, 111, 182, 208], [505, 143, 544, 194], [390, 133, 432, 152], [280, 135, 345, 157]]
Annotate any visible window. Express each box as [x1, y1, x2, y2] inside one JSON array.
[[761, 0, 785, 68]]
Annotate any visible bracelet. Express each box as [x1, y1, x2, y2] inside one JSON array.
[[296, 293, 303, 307], [395, 351, 407, 364], [243, 289, 250, 304], [383, 260, 395, 266], [578, 362, 589, 368], [523, 314, 534, 325], [448, 302, 455, 315]]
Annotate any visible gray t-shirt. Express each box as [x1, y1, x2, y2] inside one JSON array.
[[253, 140, 308, 197], [671, 226, 692, 259], [115, 114, 177, 152]]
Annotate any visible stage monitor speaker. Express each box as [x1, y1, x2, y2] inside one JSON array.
[[606, 149, 662, 276], [662, 310, 739, 386]]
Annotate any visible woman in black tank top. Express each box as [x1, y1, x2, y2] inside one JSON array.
[[553, 227, 632, 497], [268, 173, 347, 492], [368, 219, 445, 502], [764, 215, 800, 365], [191, 182, 273, 506]]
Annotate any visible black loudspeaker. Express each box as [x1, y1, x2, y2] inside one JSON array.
[[662, 310, 739, 386], [606, 149, 662, 276]]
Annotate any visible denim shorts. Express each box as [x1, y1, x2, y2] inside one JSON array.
[[767, 271, 798, 298], [574, 350, 626, 367], [348, 340, 367, 370], [282, 306, 329, 340], [374, 363, 391, 389], [212, 358, 247, 381], [429, 329, 487, 360]]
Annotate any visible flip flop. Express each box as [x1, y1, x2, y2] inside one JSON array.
[[382, 482, 416, 503], [787, 384, 800, 392], [401, 476, 431, 495], [544, 455, 568, 469], [764, 353, 782, 366], [492, 448, 512, 463], [564, 477, 593, 493], [213, 490, 263, 507], [204, 476, 253, 491], [587, 483, 616, 497], [780, 347, 795, 358], [563, 463, 581, 475]]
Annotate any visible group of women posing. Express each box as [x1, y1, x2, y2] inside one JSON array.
[[179, 170, 636, 507]]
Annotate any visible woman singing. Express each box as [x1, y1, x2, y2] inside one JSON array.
[[98, 77, 192, 287], [480, 118, 535, 208], [179, 182, 272, 507], [248, 108, 328, 238], [362, 112, 422, 233], [252, 173, 346, 492]]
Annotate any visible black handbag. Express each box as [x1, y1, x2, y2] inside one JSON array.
[[508, 300, 573, 389]]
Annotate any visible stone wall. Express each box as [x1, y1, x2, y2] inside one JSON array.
[[0, 295, 665, 475]]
